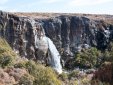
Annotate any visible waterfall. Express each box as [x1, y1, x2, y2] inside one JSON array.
[[35, 35, 62, 74], [46, 37, 62, 74], [31, 19, 62, 74]]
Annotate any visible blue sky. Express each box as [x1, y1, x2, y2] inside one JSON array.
[[0, 0, 113, 14]]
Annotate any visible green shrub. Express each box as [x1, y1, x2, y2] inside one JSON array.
[[68, 70, 80, 80], [25, 60, 62, 85], [59, 72, 68, 81], [18, 74, 34, 85], [68, 42, 113, 69], [81, 78, 90, 85], [14, 60, 27, 68], [74, 77, 90, 85], [74, 47, 102, 68], [0, 55, 14, 68], [102, 43, 113, 63], [0, 38, 16, 68]]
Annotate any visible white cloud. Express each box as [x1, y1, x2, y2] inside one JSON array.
[[0, 0, 8, 4], [68, 0, 113, 6]]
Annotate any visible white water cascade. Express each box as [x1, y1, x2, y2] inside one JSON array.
[[32, 20, 62, 74], [46, 37, 62, 74]]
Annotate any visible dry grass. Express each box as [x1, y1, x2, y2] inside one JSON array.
[[10, 12, 112, 19]]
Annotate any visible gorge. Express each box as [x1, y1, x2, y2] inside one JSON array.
[[0, 11, 113, 84], [1, 11, 113, 70]]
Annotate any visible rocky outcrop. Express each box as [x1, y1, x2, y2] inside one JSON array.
[[0, 11, 113, 64]]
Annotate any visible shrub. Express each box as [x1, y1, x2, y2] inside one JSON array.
[[74, 77, 90, 85], [74, 47, 102, 68], [102, 42, 113, 63], [91, 79, 110, 85], [25, 60, 62, 85], [68, 70, 80, 80], [81, 78, 90, 85], [14, 60, 27, 68], [0, 38, 16, 68], [59, 72, 68, 81], [93, 62, 113, 85], [0, 55, 14, 68], [68, 42, 113, 69], [18, 74, 34, 85]]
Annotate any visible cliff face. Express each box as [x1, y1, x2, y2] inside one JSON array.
[[0, 11, 113, 61]]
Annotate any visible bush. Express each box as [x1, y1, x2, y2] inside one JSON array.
[[81, 78, 90, 85], [25, 60, 62, 85], [59, 72, 68, 81], [91, 79, 110, 85], [0, 55, 14, 68], [14, 60, 27, 68], [102, 43, 113, 63], [0, 38, 16, 68], [68, 70, 80, 80], [93, 62, 113, 85], [73, 45, 113, 68], [18, 74, 34, 85], [74, 47, 102, 68], [74, 77, 90, 85], [14, 60, 62, 85]]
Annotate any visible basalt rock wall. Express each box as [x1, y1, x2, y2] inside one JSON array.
[[0, 11, 113, 60]]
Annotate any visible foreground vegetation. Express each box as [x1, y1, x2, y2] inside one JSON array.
[[0, 37, 113, 85]]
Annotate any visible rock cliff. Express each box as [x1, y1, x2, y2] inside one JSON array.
[[0, 11, 113, 65]]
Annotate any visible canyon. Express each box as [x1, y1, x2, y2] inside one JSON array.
[[0, 11, 113, 73]]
